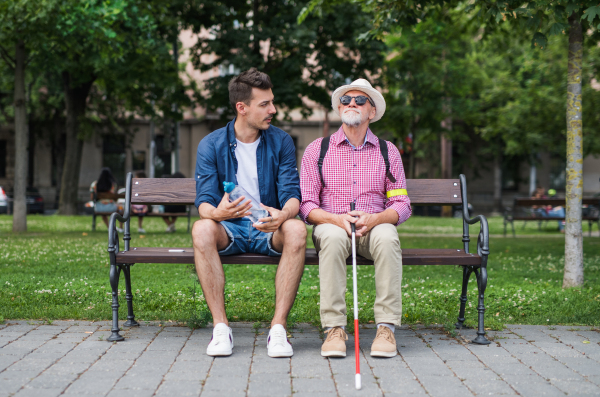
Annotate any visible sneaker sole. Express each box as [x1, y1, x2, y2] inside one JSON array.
[[370, 350, 397, 358], [321, 350, 346, 357], [268, 350, 293, 358], [206, 349, 233, 357]]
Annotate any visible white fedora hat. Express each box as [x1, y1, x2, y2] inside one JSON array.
[[331, 78, 386, 123]]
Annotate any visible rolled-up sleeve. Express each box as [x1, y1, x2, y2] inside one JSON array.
[[195, 136, 221, 209], [276, 134, 301, 207], [299, 139, 323, 224], [385, 142, 411, 226]]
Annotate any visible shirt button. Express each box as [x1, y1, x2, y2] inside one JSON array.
[[354, 164, 356, 167], [353, 181, 356, 184]]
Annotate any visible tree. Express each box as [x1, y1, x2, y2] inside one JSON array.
[[301, 0, 600, 288], [185, 0, 386, 120], [48, 0, 190, 214], [0, 0, 58, 231]]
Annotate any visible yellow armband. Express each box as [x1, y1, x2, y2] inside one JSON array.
[[386, 189, 407, 198]]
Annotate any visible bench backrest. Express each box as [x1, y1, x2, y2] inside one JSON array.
[[130, 178, 463, 206], [514, 198, 600, 206]]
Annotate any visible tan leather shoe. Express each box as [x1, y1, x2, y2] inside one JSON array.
[[370, 326, 397, 357], [321, 327, 348, 357]]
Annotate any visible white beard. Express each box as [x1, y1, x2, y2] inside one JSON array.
[[341, 109, 362, 127]]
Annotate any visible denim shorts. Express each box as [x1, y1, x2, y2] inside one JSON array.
[[219, 218, 281, 257]]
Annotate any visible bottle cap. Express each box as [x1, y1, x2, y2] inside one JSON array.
[[223, 182, 235, 193]]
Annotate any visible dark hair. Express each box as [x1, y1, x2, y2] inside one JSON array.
[[228, 68, 273, 113], [162, 171, 185, 178], [135, 171, 147, 178], [96, 167, 116, 192]]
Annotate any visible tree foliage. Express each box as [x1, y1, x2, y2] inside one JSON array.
[[185, 0, 386, 119]]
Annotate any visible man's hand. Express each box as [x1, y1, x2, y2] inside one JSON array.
[[253, 204, 287, 233], [213, 193, 252, 222], [348, 210, 376, 237], [336, 213, 360, 237]]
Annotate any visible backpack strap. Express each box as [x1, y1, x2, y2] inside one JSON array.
[[318, 136, 331, 187], [379, 139, 397, 183]]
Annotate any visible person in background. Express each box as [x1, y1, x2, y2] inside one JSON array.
[[132, 171, 149, 233], [90, 167, 122, 232], [162, 171, 186, 233]]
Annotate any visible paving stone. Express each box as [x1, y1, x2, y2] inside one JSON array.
[[419, 375, 470, 395], [463, 378, 515, 395], [557, 357, 600, 376], [292, 375, 337, 392], [202, 375, 249, 392], [551, 379, 600, 395], [154, 380, 203, 396], [65, 373, 121, 395], [503, 376, 565, 396], [13, 387, 64, 397], [28, 373, 77, 389], [377, 376, 426, 394], [44, 361, 93, 375], [106, 389, 155, 397]]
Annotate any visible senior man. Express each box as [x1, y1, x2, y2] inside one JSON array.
[[300, 78, 411, 358], [193, 68, 306, 358]]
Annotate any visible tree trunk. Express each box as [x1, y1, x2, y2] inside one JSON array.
[[58, 72, 94, 215], [493, 153, 503, 214], [12, 40, 28, 232], [563, 13, 584, 288]]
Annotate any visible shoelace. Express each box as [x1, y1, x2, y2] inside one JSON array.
[[325, 327, 348, 342], [213, 327, 230, 345], [269, 327, 288, 346], [375, 327, 394, 343]]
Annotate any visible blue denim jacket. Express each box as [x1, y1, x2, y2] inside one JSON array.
[[195, 118, 301, 211]]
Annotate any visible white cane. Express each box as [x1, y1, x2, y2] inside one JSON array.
[[350, 202, 361, 390]]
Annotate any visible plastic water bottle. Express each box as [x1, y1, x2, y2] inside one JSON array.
[[223, 182, 268, 223]]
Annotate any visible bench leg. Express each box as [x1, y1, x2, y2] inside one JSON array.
[[455, 266, 473, 329], [107, 264, 125, 342], [472, 267, 491, 345], [92, 213, 96, 232], [511, 221, 515, 238], [122, 265, 139, 327]]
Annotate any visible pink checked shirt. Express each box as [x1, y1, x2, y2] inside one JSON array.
[[300, 127, 411, 226]]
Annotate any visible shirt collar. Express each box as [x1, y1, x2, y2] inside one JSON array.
[[331, 126, 376, 148], [227, 117, 264, 147]]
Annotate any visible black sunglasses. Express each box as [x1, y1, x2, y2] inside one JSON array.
[[340, 95, 375, 107]]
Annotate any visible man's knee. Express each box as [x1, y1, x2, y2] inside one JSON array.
[[192, 219, 221, 247], [281, 219, 307, 248], [316, 224, 348, 246], [370, 224, 401, 249]]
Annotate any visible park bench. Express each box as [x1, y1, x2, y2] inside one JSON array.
[[106, 172, 491, 345], [92, 190, 191, 232], [503, 198, 600, 237]]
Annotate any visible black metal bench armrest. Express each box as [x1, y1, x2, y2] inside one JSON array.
[[459, 174, 490, 268], [108, 173, 133, 258]]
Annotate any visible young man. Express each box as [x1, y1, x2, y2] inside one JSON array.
[[193, 68, 306, 357], [299, 78, 411, 358]]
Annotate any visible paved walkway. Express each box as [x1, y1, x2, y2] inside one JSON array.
[[1, 321, 599, 397]]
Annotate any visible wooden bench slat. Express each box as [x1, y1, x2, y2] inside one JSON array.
[[130, 178, 463, 206], [512, 198, 600, 206], [116, 247, 481, 266]]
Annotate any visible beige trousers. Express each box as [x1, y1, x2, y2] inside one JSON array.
[[312, 223, 403, 327]]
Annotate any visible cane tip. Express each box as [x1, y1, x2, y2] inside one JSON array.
[[355, 374, 362, 390]]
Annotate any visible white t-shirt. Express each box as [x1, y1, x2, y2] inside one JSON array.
[[235, 137, 261, 203]]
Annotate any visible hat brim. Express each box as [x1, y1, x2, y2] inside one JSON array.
[[331, 84, 386, 123]]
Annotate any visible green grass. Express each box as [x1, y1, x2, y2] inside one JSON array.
[[1, 214, 599, 330]]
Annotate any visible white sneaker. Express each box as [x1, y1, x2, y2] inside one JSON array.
[[116, 227, 124, 233], [138, 228, 146, 234], [267, 324, 293, 357], [207, 323, 233, 356], [166, 224, 176, 233]]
